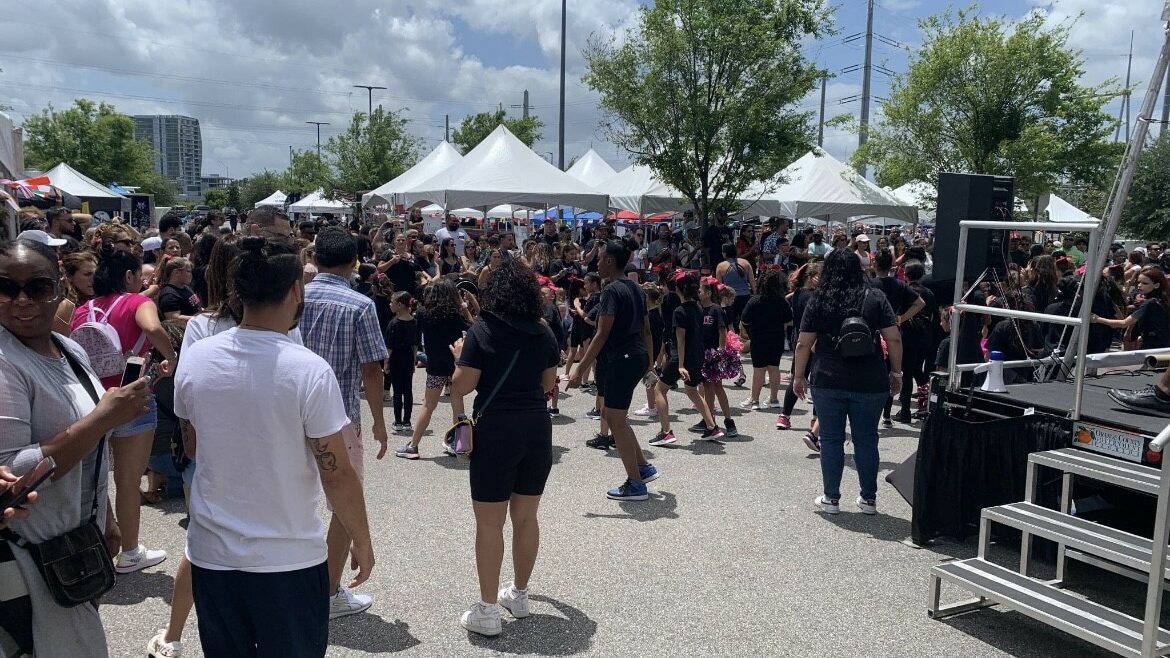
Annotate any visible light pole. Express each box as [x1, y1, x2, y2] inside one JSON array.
[[558, 0, 566, 170], [305, 121, 330, 157], [353, 84, 387, 116]]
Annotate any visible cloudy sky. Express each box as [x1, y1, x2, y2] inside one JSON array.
[[1, 0, 1165, 181]]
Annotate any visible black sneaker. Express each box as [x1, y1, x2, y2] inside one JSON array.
[[1110, 387, 1170, 417], [724, 419, 738, 437], [802, 431, 821, 453], [548, 407, 560, 417], [882, 416, 893, 428], [700, 426, 725, 441], [586, 434, 616, 450], [892, 410, 912, 423], [688, 420, 708, 433]]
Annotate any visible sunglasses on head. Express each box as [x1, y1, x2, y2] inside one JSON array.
[[0, 276, 59, 303]]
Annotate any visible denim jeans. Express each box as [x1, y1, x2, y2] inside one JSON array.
[[811, 387, 887, 500]]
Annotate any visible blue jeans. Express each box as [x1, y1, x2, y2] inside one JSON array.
[[811, 387, 887, 501]]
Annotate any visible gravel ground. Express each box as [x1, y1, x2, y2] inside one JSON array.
[[100, 359, 1155, 657]]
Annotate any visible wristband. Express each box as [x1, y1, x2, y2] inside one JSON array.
[[890, 371, 903, 377]]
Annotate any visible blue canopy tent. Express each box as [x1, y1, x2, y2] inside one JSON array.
[[532, 206, 603, 223]]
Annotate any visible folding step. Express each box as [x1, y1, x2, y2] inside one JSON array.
[[984, 502, 1170, 580], [929, 558, 1170, 657], [1030, 448, 1161, 496]]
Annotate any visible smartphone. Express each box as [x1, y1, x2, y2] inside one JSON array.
[[0, 457, 56, 509], [121, 356, 145, 387]]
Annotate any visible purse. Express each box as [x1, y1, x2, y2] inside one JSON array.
[[1, 342, 116, 607], [444, 351, 520, 459]]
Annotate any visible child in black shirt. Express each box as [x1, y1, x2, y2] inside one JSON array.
[[384, 292, 420, 431]]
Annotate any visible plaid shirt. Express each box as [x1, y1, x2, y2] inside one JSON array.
[[300, 273, 388, 424]]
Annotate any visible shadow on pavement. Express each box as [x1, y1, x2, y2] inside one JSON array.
[[103, 569, 175, 606], [551, 415, 576, 426], [819, 508, 914, 544], [423, 454, 468, 470], [582, 491, 679, 522], [467, 595, 596, 655], [331, 614, 421, 653], [661, 439, 726, 455], [551, 445, 569, 465]]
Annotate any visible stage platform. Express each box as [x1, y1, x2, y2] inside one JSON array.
[[977, 371, 1166, 437]]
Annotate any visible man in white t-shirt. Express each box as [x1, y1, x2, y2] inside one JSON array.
[[434, 213, 470, 256], [175, 239, 373, 657]]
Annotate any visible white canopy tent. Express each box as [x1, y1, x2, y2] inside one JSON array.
[[254, 190, 287, 208], [887, 181, 937, 223], [41, 162, 130, 215], [740, 149, 917, 223], [287, 189, 352, 215], [403, 126, 608, 211], [1040, 193, 1096, 223], [597, 164, 690, 214], [417, 203, 532, 219], [362, 141, 463, 208], [566, 149, 618, 188]]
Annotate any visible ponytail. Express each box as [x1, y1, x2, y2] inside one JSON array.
[[229, 237, 300, 308]]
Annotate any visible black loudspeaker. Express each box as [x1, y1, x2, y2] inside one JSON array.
[[932, 173, 1015, 293]]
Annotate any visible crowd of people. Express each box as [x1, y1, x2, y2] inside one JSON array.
[[1, 200, 1168, 656]]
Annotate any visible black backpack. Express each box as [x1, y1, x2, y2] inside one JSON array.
[[831, 289, 876, 358]]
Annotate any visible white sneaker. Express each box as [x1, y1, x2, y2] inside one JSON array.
[[115, 545, 167, 573], [739, 398, 760, 410], [814, 495, 840, 515], [329, 586, 373, 619], [498, 583, 530, 618], [856, 496, 878, 515], [765, 399, 782, 409], [633, 405, 657, 417], [147, 630, 182, 658], [460, 601, 502, 636]]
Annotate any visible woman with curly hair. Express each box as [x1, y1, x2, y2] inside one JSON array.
[[792, 249, 902, 516], [449, 257, 560, 637], [52, 251, 98, 335], [396, 279, 476, 459], [1025, 254, 1060, 315], [1094, 265, 1170, 350]]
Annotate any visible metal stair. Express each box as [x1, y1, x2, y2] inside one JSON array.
[[928, 447, 1170, 657]]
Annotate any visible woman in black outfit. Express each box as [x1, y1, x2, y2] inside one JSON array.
[[451, 258, 560, 637], [439, 238, 465, 277], [778, 262, 820, 434], [1093, 265, 1170, 350]]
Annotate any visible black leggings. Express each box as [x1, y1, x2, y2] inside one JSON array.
[[387, 359, 415, 424], [898, 343, 930, 410]]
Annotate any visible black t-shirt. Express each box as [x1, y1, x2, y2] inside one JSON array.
[[648, 307, 664, 359], [417, 310, 470, 375], [458, 312, 560, 417], [661, 291, 681, 349], [192, 265, 208, 304], [700, 304, 724, 350], [382, 254, 423, 297], [902, 283, 937, 341], [597, 278, 647, 362], [545, 303, 566, 350], [986, 319, 1034, 384], [790, 287, 814, 330], [551, 259, 584, 288], [702, 224, 732, 263], [799, 288, 896, 393], [741, 295, 793, 340], [1132, 299, 1170, 349], [158, 284, 201, 318], [870, 275, 918, 316], [385, 316, 420, 364], [672, 301, 706, 371]]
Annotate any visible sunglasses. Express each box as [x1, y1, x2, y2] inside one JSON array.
[[0, 276, 59, 303]]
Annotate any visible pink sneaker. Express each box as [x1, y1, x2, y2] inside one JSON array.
[[776, 414, 791, 430]]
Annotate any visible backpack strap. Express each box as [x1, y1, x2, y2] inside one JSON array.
[[472, 351, 520, 423]]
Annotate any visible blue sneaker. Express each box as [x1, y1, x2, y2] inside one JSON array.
[[606, 479, 649, 501], [585, 408, 602, 420], [639, 463, 660, 483], [395, 444, 419, 460]]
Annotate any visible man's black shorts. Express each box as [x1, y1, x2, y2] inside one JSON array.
[[597, 352, 649, 411], [750, 334, 784, 368], [659, 357, 703, 388]]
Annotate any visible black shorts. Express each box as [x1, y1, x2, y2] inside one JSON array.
[[470, 411, 553, 503], [659, 357, 703, 388], [570, 322, 592, 348], [597, 352, 649, 411], [750, 335, 784, 368]]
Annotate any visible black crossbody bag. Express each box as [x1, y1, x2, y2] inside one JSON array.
[[1, 342, 116, 607]]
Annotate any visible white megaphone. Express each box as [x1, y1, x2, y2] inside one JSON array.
[[976, 350, 1008, 393]]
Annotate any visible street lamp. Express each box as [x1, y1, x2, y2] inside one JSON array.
[[305, 121, 330, 157], [353, 85, 387, 116]]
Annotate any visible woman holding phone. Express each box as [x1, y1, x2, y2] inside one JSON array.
[[0, 238, 149, 656]]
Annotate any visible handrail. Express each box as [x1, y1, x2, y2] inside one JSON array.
[[1148, 423, 1170, 453], [953, 303, 1084, 326], [959, 220, 1100, 231]]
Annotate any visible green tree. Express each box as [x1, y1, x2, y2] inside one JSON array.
[[583, 0, 828, 225], [451, 110, 543, 154], [202, 188, 230, 209], [238, 170, 283, 208], [1120, 132, 1170, 240], [856, 9, 1121, 204], [136, 171, 177, 206], [226, 184, 241, 211], [326, 108, 422, 193], [23, 99, 156, 186], [281, 150, 333, 195]]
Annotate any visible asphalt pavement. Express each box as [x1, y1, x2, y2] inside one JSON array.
[[101, 360, 1147, 657]]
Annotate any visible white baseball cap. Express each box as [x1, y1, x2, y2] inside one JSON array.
[[856, 234, 870, 242], [142, 236, 164, 251], [17, 229, 67, 247]]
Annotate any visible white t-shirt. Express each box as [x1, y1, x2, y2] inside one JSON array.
[[182, 312, 303, 353], [434, 226, 470, 257], [174, 327, 349, 572]]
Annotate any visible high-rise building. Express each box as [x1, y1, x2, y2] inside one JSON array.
[[133, 115, 202, 199]]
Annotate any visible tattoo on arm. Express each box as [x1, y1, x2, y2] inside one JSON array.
[[308, 438, 338, 472]]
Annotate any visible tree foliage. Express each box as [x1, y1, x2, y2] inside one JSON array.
[[326, 108, 422, 192], [281, 150, 333, 196], [856, 9, 1121, 202], [136, 171, 178, 206], [23, 99, 157, 187], [1120, 132, 1170, 240], [226, 184, 241, 210], [451, 110, 544, 154], [238, 170, 283, 209], [583, 0, 828, 225]]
